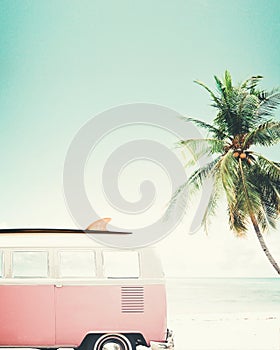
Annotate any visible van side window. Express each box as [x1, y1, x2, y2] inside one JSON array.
[[12, 251, 48, 278], [59, 251, 96, 277], [0, 252, 3, 278], [103, 251, 140, 278]]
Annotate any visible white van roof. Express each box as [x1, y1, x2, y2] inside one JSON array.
[[0, 230, 164, 279]]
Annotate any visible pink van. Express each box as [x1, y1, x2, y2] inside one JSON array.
[[0, 228, 173, 350]]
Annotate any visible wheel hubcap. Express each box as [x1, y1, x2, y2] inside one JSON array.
[[102, 342, 123, 350]]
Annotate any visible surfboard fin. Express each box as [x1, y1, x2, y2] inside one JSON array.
[[86, 218, 112, 231]]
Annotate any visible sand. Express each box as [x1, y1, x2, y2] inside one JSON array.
[[167, 312, 280, 350]]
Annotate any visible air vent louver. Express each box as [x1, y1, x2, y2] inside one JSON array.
[[121, 286, 144, 313]]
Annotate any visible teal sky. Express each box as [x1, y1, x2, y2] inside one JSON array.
[[0, 1, 280, 275]]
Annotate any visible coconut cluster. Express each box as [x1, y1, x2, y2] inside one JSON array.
[[233, 151, 247, 159], [233, 150, 253, 164]]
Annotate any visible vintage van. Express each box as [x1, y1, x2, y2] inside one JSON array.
[[0, 225, 173, 350]]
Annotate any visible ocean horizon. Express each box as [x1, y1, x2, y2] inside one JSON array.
[[166, 277, 280, 316]]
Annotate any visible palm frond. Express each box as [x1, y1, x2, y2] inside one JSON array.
[[228, 202, 249, 236], [179, 138, 226, 161], [213, 89, 260, 136], [241, 75, 263, 90], [214, 75, 225, 95], [180, 116, 230, 140], [259, 91, 280, 117], [243, 121, 280, 148], [166, 180, 189, 217], [246, 157, 280, 230], [226, 162, 250, 236], [257, 87, 279, 101], [224, 70, 233, 94], [238, 94, 260, 129], [259, 195, 279, 230], [236, 158, 275, 234], [219, 151, 266, 236], [219, 151, 240, 204], [201, 173, 222, 233], [167, 157, 221, 217], [255, 155, 280, 181], [187, 157, 221, 191], [194, 80, 222, 108], [214, 71, 233, 101]]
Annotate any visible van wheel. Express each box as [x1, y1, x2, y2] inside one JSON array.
[[93, 333, 132, 350]]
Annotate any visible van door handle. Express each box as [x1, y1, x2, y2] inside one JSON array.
[[55, 284, 63, 288]]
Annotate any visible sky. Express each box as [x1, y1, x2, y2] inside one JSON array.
[[0, 0, 280, 277]]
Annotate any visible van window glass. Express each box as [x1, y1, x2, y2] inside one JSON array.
[[59, 251, 96, 277], [103, 251, 140, 278], [0, 252, 3, 277], [12, 251, 48, 278]]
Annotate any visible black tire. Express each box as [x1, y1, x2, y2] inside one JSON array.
[[93, 333, 132, 350]]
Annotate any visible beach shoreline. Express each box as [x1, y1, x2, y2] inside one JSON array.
[[166, 278, 280, 350]]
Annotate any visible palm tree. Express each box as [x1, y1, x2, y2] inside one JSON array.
[[172, 71, 280, 274]]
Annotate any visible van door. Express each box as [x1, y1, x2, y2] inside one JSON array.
[[0, 251, 55, 346], [54, 250, 98, 346], [54, 250, 142, 346]]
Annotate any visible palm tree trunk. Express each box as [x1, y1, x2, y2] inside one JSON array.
[[250, 212, 280, 275]]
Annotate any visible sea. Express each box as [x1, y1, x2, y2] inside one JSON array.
[[166, 277, 280, 316], [165, 278, 280, 349]]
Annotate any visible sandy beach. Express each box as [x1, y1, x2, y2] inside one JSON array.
[[168, 312, 280, 350], [165, 278, 280, 350]]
